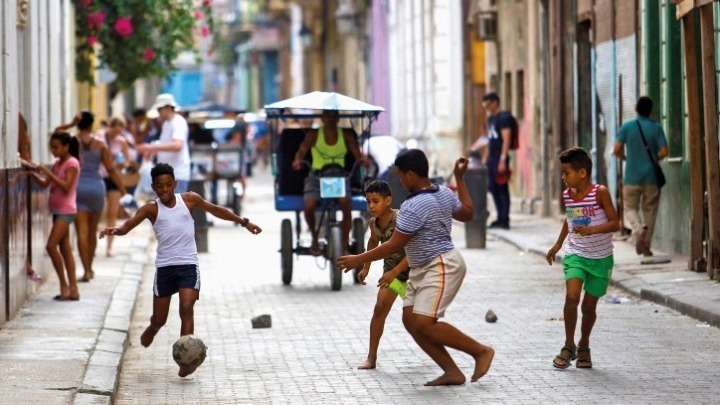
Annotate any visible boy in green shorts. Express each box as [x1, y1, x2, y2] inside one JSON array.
[[350, 180, 410, 370], [546, 147, 619, 369]]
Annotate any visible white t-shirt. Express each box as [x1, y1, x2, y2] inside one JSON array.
[[157, 114, 190, 181]]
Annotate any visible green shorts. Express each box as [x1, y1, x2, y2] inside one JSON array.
[[562, 254, 614, 298]]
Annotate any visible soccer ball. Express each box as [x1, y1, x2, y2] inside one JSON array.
[[172, 335, 207, 369]]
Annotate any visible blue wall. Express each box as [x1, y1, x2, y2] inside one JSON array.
[[162, 71, 203, 107]]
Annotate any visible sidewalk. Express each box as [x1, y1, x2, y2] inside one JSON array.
[[0, 222, 152, 404], [487, 212, 720, 327]]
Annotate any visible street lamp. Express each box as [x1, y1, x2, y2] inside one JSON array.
[[299, 23, 313, 48], [334, 0, 358, 36]]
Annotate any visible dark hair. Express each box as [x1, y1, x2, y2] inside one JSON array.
[[50, 131, 80, 160], [77, 111, 95, 131], [559, 147, 592, 176], [636, 96, 653, 117], [133, 108, 147, 117], [394, 149, 429, 178], [364, 180, 392, 198], [151, 162, 175, 182], [482, 92, 500, 103]]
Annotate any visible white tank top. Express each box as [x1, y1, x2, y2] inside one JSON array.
[[563, 184, 613, 259], [152, 194, 199, 267]]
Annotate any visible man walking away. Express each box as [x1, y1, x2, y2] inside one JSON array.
[[613, 96, 668, 256]]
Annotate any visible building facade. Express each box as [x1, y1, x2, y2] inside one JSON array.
[[387, 0, 465, 175], [1, 0, 75, 326]]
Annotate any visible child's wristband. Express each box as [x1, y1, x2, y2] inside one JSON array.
[[240, 217, 249, 227]]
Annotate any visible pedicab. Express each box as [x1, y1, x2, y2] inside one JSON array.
[[264, 92, 384, 291]]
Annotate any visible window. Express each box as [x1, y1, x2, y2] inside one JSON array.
[[516, 70, 525, 119], [504, 71, 512, 112]]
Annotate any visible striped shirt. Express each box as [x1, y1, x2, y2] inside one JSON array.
[[563, 184, 613, 259], [396, 185, 461, 268]]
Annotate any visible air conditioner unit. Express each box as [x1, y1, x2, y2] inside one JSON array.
[[476, 11, 497, 41]]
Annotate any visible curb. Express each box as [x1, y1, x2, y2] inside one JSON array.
[[74, 238, 150, 404], [488, 230, 720, 327]]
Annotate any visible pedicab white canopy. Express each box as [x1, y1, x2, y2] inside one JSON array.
[[264, 91, 384, 118]]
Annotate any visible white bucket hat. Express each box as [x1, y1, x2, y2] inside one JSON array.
[[148, 93, 180, 118]]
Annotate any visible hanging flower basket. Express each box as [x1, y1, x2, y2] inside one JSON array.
[[74, 0, 215, 89]]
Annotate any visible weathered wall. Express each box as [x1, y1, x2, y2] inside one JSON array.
[[6, 169, 29, 321]]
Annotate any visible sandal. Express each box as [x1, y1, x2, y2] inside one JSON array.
[[79, 270, 95, 282], [53, 295, 71, 301], [552, 345, 577, 369], [310, 244, 322, 257], [576, 347, 592, 369]]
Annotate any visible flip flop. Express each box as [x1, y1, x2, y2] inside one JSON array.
[[53, 295, 71, 301]]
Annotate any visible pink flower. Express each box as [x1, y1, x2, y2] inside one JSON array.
[[114, 17, 133, 37], [87, 35, 98, 46], [201, 26, 209, 38], [82, 0, 92, 6], [193, 10, 204, 19], [202, 0, 212, 6], [143, 47, 155, 61], [87, 11, 105, 30]]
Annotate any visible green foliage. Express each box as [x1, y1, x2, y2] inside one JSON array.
[[74, 0, 215, 89]]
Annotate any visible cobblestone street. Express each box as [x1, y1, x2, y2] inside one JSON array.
[[116, 174, 720, 404]]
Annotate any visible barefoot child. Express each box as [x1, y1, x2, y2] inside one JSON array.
[[350, 180, 410, 370], [546, 147, 619, 369], [337, 150, 494, 386], [21, 132, 81, 301], [99, 163, 262, 377]]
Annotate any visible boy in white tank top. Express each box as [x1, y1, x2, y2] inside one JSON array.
[[546, 147, 619, 370], [99, 163, 262, 377]]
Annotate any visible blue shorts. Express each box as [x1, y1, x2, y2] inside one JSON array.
[[153, 264, 200, 298]]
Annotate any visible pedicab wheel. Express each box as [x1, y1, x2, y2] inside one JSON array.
[[281, 219, 293, 285], [351, 217, 365, 284], [328, 225, 343, 291]]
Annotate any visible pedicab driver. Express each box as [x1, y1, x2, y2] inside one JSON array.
[[292, 110, 367, 256]]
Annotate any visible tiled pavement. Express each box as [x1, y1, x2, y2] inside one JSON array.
[[115, 173, 720, 404], [0, 223, 151, 405]]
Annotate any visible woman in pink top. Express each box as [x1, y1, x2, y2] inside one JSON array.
[[21, 132, 82, 301]]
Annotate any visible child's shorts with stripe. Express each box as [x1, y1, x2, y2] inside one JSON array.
[[403, 248, 466, 318], [562, 254, 614, 298], [153, 264, 201, 298]]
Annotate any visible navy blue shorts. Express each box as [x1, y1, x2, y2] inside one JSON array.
[[153, 264, 200, 298]]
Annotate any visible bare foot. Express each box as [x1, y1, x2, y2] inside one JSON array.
[[424, 371, 466, 386], [357, 358, 376, 370], [106, 250, 114, 258], [140, 324, 160, 347], [471, 347, 495, 382], [178, 365, 198, 378]]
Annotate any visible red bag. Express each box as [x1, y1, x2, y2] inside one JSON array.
[[494, 168, 512, 185]]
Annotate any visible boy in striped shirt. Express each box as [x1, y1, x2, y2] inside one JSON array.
[[337, 149, 494, 386], [546, 147, 619, 369]]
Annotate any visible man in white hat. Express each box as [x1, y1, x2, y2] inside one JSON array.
[[136, 93, 191, 192]]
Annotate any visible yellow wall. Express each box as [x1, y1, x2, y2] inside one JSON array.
[[471, 39, 486, 85]]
